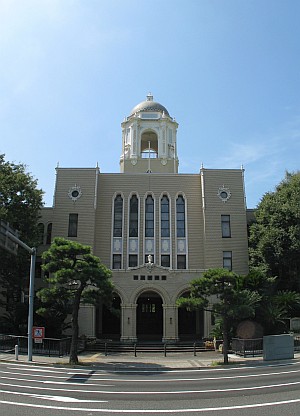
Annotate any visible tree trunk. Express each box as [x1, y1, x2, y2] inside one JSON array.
[[69, 286, 83, 365]]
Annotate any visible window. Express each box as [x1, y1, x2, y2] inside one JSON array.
[[161, 255, 170, 268], [223, 251, 232, 271], [68, 214, 78, 237], [129, 195, 138, 237], [113, 195, 123, 237], [161, 195, 170, 237], [177, 255, 186, 269], [46, 223, 52, 244], [221, 215, 231, 238], [142, 303, 156, 313], [113, 254, 122, 270], [37, 223, 44, 245], [176, 195, 185, 237], [129, 254, 138, 267], [145, 195, 154, 237]]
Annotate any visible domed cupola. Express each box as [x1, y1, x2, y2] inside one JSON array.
[[130, 93, 170, 117], [120, 94, 179, 174]]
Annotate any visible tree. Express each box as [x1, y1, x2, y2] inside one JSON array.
[[249, 171, 300, 291], [38, 237, 114, 364], [177, 268, 261, 364], [243, 269, 300, 334], [0, 154, 43, 333]]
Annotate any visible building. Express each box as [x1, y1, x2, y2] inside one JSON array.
[[38, 94, 249, 342]]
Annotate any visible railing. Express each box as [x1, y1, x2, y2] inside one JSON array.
[[0, 334, 71, 357], [231, 338, 263, 357], [232, 336, 300, 357], [85, 340, 208, 356]]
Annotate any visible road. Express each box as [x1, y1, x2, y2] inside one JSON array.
[[0, 360, 300, 415]]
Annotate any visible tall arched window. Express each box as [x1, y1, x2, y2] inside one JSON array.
[[129, 195, 138, 237], [129, 194, 139, 268], [37, 223, 44, 245], [113, 195, 123, 237], [46, 223, 52, 244], [145, 195, 154, 237], [176, 195, 185, 237], [161, 195, 170, 237]]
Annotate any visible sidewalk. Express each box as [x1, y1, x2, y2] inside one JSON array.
[[1, 350, 299, 370]]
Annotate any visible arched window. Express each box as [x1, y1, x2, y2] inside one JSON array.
[[145, 195, 154, 237], [37, 223, 44, 245], [176, 195, 185, 237], [113, 195, 123, 237], [129, 195, 138, 237], [46, 223, 52, 245], [161, 195, 170, 237]]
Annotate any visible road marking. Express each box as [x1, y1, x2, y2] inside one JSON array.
[[1, 368, 300, 383], [0, 379, 300, 394], [1, 397, 300, 412], [0, 389, 107, 403]]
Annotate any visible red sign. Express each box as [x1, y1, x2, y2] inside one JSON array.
[[32, 326, 45, 339]]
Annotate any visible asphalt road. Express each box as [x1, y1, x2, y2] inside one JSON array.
[[1, 360, 300, 415]]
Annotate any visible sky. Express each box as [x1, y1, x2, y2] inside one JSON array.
[[0, 0, 299, 208]]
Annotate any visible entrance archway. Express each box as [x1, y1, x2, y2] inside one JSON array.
[[136, 291, 163, 341], [178, 292, 204, 341]]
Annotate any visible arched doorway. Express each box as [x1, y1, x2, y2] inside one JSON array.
[[98, 294, 121, 340], [136, 291, 163, 341], [178, 292, 204, 341]]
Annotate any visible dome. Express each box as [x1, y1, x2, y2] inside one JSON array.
[[130, 93, 170, 116]]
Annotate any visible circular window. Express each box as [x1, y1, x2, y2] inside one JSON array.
[[218, 186, 231, 203], [71, 190, 79, 198], [68, 185, 82, 201]]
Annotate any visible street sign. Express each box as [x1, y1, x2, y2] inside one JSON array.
[[32, 326, 45, 340], [0, 220, 19, 255]]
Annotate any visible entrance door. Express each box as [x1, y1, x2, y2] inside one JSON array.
[[178, 292, 204, 341], [136, 291, 163, 341]]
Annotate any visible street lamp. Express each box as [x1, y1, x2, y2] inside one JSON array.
[[2, 225, 36, 362]]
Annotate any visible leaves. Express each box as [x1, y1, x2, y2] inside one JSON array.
[[37, 237, 114, 363], [0, 155, 44, 333], [249, 171, 300, 291]]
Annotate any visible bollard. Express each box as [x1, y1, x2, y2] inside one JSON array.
[[105, 342, 107, 356], [134, 343, 137, 357], [164, 343, 167, 357], [194, 342, 196, 356], [15, 344, 19, 360]]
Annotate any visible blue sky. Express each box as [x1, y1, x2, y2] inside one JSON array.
[[1, 0, 299, 208]]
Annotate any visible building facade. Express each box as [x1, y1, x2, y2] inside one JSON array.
[[38, 94, 249, 342]]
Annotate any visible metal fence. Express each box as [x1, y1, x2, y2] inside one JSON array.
[[0, 334, 71, 357], [231, 338, 263, 357], [232, 336, 300, 357]]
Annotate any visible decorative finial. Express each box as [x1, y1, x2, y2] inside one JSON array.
[[201, 162, 204, 169], [147, 92, 153, 101]]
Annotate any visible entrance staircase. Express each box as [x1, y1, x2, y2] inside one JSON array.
[[85, 339, 208, 354]]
